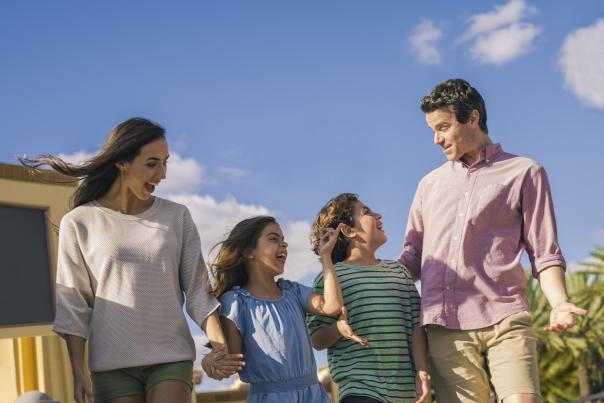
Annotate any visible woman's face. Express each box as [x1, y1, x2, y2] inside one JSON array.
[[248, 222, 288, 277], [119, 137, 169, 200]]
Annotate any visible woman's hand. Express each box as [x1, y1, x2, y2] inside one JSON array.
[[201, 345, 245, 380], [336, 307, 370, 347], [72, 369, 92, 403]]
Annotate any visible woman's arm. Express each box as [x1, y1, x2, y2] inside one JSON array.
[[307, 226, 344, 316], [65, 335, 92, 403]]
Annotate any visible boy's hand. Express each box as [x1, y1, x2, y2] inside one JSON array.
[[414, 370, 430, 403], [318, 224, 343, 259], [336, 307, 370, 347], [201, 345, 245, 380]]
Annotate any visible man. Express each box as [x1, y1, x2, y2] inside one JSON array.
[[399, 78, 586, 403]]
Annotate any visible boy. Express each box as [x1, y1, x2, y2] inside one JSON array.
[[307, 193, 429, 403]]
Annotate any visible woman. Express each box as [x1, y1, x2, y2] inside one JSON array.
[[21, 118, 243, 403]]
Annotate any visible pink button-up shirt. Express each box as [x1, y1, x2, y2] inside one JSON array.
[[399, 144, 565, 330]]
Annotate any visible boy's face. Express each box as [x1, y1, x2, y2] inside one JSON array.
[[349, 201, 387, 248]]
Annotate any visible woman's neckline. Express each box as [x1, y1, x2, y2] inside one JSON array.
[[91, 197, 161, 220]]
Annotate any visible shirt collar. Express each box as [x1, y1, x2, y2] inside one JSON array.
[[459, 143, 503, 168]]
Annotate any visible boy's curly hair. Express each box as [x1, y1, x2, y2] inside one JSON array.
[[311, 193, 359, 264]]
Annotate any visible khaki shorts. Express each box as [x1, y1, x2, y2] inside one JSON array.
[[91, 360, 193, 402], [426, 311, 540, 402]]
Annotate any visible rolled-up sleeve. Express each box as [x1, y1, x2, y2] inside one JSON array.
[[179, 207, 220, 328], [398, 181, 424, 280], [521, 164, 566, 277], [53, 217, 94, 339]]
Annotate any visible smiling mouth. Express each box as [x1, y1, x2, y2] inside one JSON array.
[[145, 182, 159, 193], [276, 253, 287, 264]]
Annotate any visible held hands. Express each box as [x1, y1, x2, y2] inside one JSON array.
[[318, 224, 343, 260], [545, 301, 587, 333], [414, 370, 431, 403], [336, 307, 370, 347], [201, 345, 245, 380], [72, 369, 92, 403]]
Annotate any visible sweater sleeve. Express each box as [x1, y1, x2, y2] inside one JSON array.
[[179, 207, 220, 329], [52, 216, 94, 339]]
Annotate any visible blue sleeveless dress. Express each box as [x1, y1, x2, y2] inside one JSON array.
[[219, 279, 330, 403]]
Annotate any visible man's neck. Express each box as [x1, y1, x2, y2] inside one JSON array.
[[460, 134, 493, 166]]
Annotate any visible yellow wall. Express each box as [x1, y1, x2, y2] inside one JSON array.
[[0, 167, 76, 402]]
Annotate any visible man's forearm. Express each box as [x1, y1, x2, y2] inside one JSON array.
[[538, 265, 569, 307]]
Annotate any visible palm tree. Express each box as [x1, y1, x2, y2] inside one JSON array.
[[527, 246, 604, 402]]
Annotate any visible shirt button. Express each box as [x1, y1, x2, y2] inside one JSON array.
[[453, 235, 458, 240], [464, 192, 468, 196], [458, 213, 463, 217], [446, 285, 452, 290]]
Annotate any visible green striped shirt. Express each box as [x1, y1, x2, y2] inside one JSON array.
[[307, 260, 421, 403]]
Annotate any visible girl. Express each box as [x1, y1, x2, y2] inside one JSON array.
[[20, 118, 243, 403], [211, 216, 344, 402]]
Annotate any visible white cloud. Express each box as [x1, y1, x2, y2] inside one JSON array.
[[459, 0, 537, 42], [409, 19, 443, 65], [558, 19, 604, 110], [217, 166, 249, 178], [281, 220, 321, 282], [57, 150, 96, 164], [459, 0, 541, 65], [166, 193, 321, 282], [159, 153, 204, 194], [470, 23, 541, 65]]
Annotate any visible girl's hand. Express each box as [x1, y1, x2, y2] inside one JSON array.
[[318, 224, 343, 259], [336, 307, 370, 347], [202, 345, 245, 380], [414, 370, 430, 403], [72, 369, 92, 403]]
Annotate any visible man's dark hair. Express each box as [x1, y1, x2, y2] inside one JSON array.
[[420, 78, 489, 134]]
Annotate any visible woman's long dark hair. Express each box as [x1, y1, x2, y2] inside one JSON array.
[[19, 117, 165, 209], [210, 216, 277, 298]]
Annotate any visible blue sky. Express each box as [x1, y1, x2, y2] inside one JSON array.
[[2, 0, 603, 392]]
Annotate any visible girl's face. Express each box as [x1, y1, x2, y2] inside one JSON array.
[[349, 200, 387, 248], [119, 138, 169, 200], [248, 222, 288, 277]]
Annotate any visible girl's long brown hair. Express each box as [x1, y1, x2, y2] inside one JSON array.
[[19, 117, 165, 209], [210, 216, 277, 298]]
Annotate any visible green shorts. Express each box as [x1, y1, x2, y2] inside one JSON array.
[[91, 360, 193, 402]]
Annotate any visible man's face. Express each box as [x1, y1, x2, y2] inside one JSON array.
[[425, 108, 479, 162]]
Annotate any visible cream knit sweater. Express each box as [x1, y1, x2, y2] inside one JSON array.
[[53, 197, 219, 371]]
